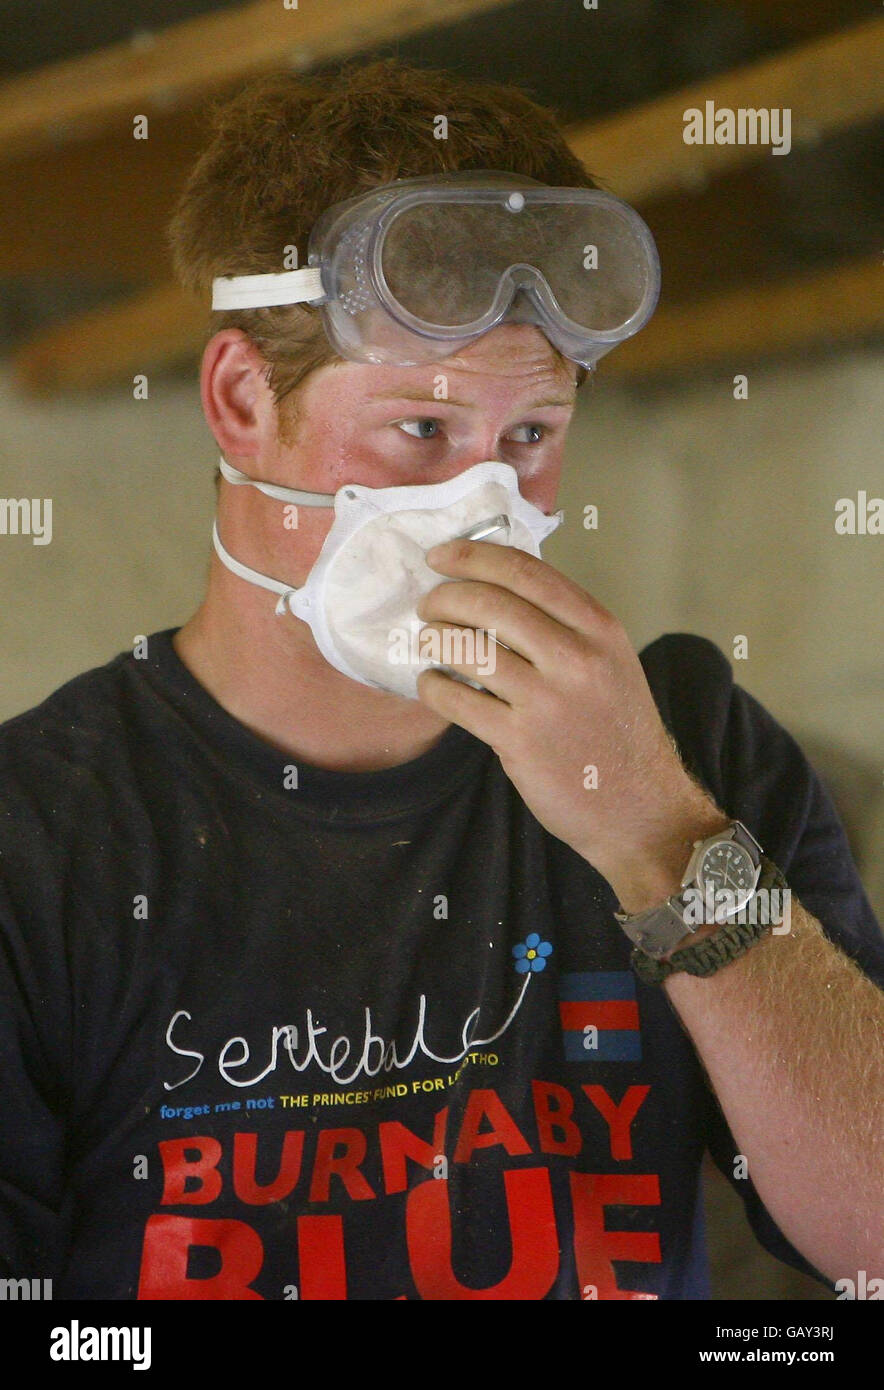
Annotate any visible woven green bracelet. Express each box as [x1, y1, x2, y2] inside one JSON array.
[[630, 857, 789, 986]]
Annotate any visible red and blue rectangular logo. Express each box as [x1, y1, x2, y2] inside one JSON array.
[[558, 971, 642, 1062]]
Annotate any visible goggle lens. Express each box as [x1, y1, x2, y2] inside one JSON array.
[[379, 198, 653, 333]]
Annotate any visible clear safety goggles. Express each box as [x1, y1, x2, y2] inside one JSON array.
[[211, 170, 660, 369]]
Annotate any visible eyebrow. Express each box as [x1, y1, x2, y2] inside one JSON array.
[[377, 390, 576, 410]]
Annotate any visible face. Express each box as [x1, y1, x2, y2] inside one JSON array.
[[206, 322, 578, 594], [265, 322, 577, 515]]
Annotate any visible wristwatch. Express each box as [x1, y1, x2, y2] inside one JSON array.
[[614, 820, 764, 961], [629, 855, 788, 985]]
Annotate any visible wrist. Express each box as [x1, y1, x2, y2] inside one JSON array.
[[629, 855, 788, 984], [604, 806, 732, 916]]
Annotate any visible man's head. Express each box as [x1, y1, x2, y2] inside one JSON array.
[[168, 57, 595, 482], [167, 57, 604, 700]]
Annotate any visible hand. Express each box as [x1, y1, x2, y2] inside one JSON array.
[[415, 539, 729, 913]]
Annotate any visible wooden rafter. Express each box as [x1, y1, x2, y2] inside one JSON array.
[[2, 14, 881, 282], [5, 13, 884, 391], [602, 256, 884, 377], [569, 14, 884, 200], [13, 257, 883, 395], [0, 0, 514, 166], [12, 283, 204, 395]]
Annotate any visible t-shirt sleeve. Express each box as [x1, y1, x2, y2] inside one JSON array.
[[640, 633, 884, 1289]]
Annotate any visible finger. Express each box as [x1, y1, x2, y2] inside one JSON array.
[[415, 664, 512, 747], [417, 622, 537, 705], [424, 538, 611, 636], [417, 579, 585, 676]]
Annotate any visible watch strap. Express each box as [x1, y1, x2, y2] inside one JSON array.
[[615, 819, 763, 959], [630, 857, 788, 985], [731, 820, 763, 861]]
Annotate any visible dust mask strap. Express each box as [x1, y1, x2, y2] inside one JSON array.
[[217, 457, 334, 508], [212, 456, 333, 614]]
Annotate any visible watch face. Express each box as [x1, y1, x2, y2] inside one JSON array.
[[699, 842, 756, 904]]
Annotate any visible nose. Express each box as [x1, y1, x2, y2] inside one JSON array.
[[420, 441, 513, 489], [415, 453, 504, 490]]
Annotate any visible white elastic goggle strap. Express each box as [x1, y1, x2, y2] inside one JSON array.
[[214, 458, 333, 616], [211, 267, 325, 311]]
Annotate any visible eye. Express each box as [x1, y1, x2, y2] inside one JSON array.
[[397, 418, 440, 439], [509, 423, 545, 444]]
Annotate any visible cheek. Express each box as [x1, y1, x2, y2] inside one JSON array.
[[322, 445, 380, 491], [283, 418, 378, 494], [270, 506, 335, 590], [518, 459, 563, 513]]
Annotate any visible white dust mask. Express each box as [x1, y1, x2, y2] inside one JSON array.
[[212, 458, 562, 699]]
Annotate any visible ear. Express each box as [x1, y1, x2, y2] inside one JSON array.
[[201, 329, 278, 458]]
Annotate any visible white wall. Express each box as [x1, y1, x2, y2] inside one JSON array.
[[0, 365, 215, 713]]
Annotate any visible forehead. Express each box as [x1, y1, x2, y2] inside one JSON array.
[[317, 325, 579, 409], [441, 324, 577, 380]]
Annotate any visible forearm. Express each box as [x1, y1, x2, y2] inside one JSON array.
[[413, 539, 884, 1277], [602, 788, 884, 1280], [663, 898, 884, 1280]]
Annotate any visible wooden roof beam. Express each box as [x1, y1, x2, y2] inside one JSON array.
[[12, 256, 883, 395], [0, 0, 514, 166], [569, 14, 884, 201], [603, 255, 884, 377]]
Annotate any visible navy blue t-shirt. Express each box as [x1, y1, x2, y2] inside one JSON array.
[[0, 629, 881, 1299]]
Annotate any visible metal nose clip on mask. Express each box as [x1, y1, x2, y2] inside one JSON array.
[[212, 458, 562, 699]]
